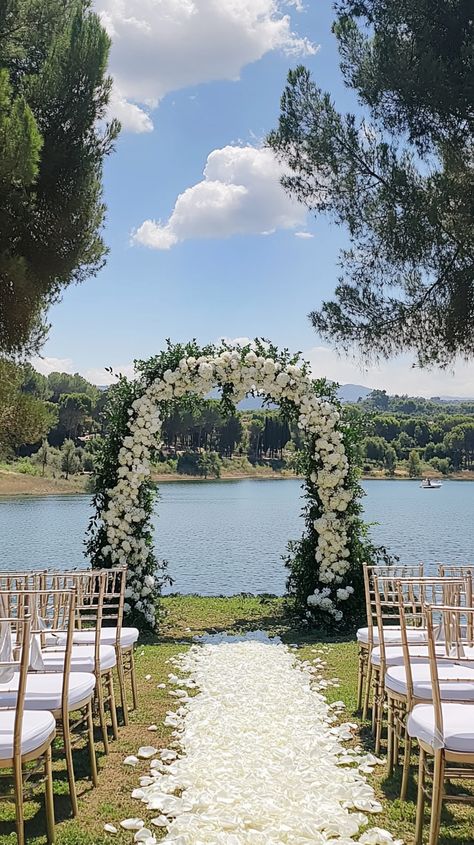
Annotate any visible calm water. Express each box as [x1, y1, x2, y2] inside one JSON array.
[[0, 479, 473, 594]]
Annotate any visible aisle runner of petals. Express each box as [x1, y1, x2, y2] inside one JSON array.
[[120, 633, 402, 845]]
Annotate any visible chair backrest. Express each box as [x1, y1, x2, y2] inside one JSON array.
[[4, 590, 76, 718], [101, 567, 126, 647], [45, 571, 108, 674], [363, 563, 424, 645], [439, 564, 474, 580], [45, 567, 127, 647], [397, 580, 471, 706], [373, 574, 471, 671], [0, 612, 32, 759], [0, 573, 45, 615]]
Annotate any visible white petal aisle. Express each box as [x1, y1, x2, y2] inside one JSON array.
[[127, 633, 402, 845]]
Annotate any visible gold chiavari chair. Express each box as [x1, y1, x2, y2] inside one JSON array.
[[44, 572, 119, 753], [0, 566, 139, 725], [358, 563, 424, 719], [370, 574, 471, 756], [408, 605, 474, 845], [0, 614, 56, 845], [0, 590, 97, 816], [46, 567, 138, 723], [385, 577, 474, 799]]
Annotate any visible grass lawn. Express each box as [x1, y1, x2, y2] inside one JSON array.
[[1, 595, 473, 845]]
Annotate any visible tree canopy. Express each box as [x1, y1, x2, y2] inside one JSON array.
[[268, 0, 474, 367], [0, 359, 57, 455], [0, 0, 119, 356]]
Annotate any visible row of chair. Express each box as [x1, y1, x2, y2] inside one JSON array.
[[0, 566, 140, 845], [357, 564, 474, 845]]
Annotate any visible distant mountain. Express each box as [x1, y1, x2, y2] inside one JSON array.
[[336, 383, 373, 403], [223, 384, 373, 409], [236, 395, 276, 410]]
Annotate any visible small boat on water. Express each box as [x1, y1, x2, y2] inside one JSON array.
[[420, 478, 442, 489]]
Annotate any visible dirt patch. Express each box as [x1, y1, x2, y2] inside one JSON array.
[[0, 470, 88, 496]]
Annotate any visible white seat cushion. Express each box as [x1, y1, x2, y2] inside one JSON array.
[[371, 645, 432, 667], [0, 672, 95, 712], [52, 626, 139, 649], [386, 663, 474, 700], [357, 626, 428, 645], [372, 643, 474, 668], [0, 710, 56, 759], [408, 702, 474, 753], [42, 644, 116, 673]]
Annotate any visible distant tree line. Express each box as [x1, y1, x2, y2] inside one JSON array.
[[360, 391, 474, 474], [0, 361, 299, 479], [4, 363, 474, 481], [0, 358, 105, 479], [159, 398, 297, 463]]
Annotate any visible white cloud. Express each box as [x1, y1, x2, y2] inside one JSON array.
[[97, 0, 315, 132], [108, 89, 154, 133], [82, 364, 136, 386], [31, 356, 74, 376], [30, 356, 135, 386], [305, 346, 474, 398], [294, 231, 314, 239], [132, 145, 307, 248], [217, 336, 254, 348]]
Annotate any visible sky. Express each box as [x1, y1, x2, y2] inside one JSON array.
[[31, 0, 474, 398]]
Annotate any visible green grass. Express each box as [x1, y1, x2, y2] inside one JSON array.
[[0, 596, 473, 845]]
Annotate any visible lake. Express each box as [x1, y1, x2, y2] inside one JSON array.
[[1, 479, 473, 594]]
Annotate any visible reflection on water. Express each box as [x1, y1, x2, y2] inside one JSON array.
[[0, 479, 473, 593]]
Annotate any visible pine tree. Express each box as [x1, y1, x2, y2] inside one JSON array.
[[0, 0, 119, 355], [269, 1, 473, 366]]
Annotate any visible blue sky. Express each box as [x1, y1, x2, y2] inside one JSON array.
[[32, 1, 473, 397]]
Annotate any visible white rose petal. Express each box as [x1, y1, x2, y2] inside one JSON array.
[[137, 746, 158, 759], [120, 818, 144, 831]]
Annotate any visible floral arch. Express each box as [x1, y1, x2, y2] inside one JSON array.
[[87, 340, 371, 630]]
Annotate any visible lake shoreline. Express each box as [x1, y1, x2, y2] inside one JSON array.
[[0, 467, 298, 496], [2, 467, 474, 496]]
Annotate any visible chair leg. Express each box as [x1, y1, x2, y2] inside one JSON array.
[[63, 717, 78, 816], [400, 734, 412, 801], [374, 675, 384, 756], [87, 700, 98, 787], [13, 757, 25, 845], [357, 648, 365, 711], [414, 746, 425, 845], [393, 725, 400, 770], [371, 668, 378, 733], [387, 698, 394, 776], [44, 745, 55, 844], [107, 670, 119, 741], [363, 659, 372, 721], [116, 648, 129, 726], [130, 648, 138, 711], [96, 680, 109, 755], [429, 751, 445, 845]]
